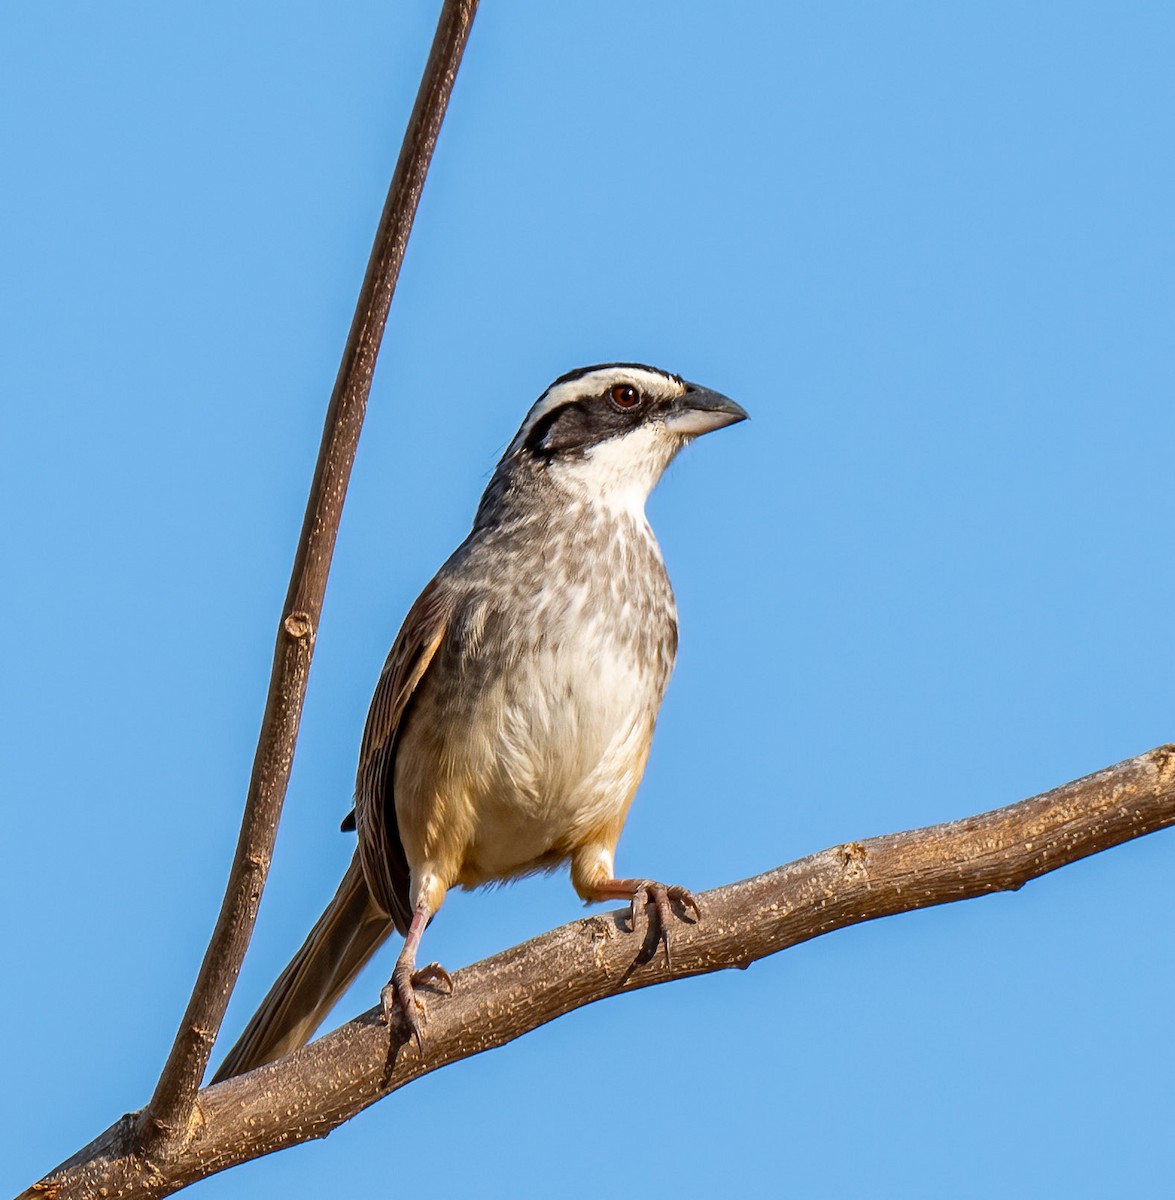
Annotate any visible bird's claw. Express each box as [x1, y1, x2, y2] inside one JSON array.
[[412, 961, 454, 994], [380, 962, 453, 1049], [628, 880, 701, 969]]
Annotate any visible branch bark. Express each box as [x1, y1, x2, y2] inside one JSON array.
[[136, 0, 479, 1162], [24, 744, 1175, 1200]]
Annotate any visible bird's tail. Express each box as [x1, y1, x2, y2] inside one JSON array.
[[210, 851, 392, 1083]]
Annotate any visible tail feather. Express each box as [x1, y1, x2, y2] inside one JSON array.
[[211, 852, 392, 1083]]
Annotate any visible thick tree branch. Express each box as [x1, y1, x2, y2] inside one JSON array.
[[25, 745, 1174, 1200], [137, 0, 479, 1160]]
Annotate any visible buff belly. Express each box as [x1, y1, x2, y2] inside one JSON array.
[[393, 636, 659, 897]]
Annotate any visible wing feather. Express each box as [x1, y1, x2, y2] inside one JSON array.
[[352, 577, 453, 932]]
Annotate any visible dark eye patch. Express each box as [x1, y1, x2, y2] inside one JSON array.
[[524, 401, 592, 457], [524, 391, 649, 460]]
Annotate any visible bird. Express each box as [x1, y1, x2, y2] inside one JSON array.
[[212, 362, 747, 1081]]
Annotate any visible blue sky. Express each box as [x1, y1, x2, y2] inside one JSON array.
[[3, 2, 1174, 1196]]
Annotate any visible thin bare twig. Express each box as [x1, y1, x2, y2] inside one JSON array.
[[24, 745, 1175, 1200], [138, 0, 479, 1159]]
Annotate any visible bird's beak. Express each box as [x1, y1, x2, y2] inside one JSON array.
[[663, 382, 749, 437]]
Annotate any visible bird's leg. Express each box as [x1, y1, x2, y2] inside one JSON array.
[[380, 900, 452, 1048], [582, 876, 702, 969]]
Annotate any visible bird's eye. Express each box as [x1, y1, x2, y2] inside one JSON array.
[[608, 383, 641, 411]]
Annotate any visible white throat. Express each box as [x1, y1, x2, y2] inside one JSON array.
[[547, 423, 681, 519]]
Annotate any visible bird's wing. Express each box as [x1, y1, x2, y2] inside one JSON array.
[[351, 576, 454, 932]]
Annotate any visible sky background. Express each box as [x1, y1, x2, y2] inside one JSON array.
[[3, 2, 1174, 1196]]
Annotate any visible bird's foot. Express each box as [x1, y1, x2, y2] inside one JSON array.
[[381, 962, 453, 1049], [628, 880, 701, 968]]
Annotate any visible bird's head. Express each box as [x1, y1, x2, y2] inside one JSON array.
[[503, 363, 747, 513]]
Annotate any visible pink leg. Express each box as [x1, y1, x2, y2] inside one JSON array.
[[583, 877, 701, 968], [380, 901, 452, 1048]]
